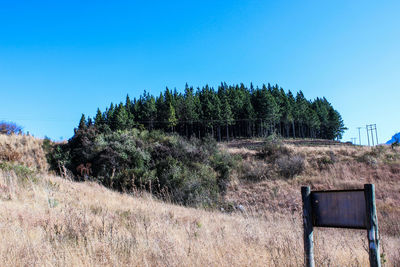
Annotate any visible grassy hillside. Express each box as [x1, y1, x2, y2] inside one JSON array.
[[0, 134, 48, 171], [0, 135, 399, 266]]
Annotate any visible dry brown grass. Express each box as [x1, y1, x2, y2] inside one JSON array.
[[0, 136, 399, 266], [0, 134, 48, 172], [3, 166, 399, 266], [222, 140, 400, 266]]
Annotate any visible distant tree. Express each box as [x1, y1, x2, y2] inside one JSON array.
[[265, 91, 280, 135], [199, 85, 217, 136], [327, 107, 346, 140], [125, 94, 132, 113], [142, 93, 157, 130], [211, 92, 222, 140], [78, 114, 87, 130], [287, 91, 296, 137], [167, 103, 177, 132], [241, 91, 255, 137], [155, 92, 166, 130], [279, 89, 294, 138], [111, 103, 130, 131], [94, 108, 104, 127], [0, 121, 23, 135], [104, 103, 115, 126], [125, 94, 135, 127], [294, 91, 308, 138], [182, 84, 199, 137], [220, 94, 234, 141]]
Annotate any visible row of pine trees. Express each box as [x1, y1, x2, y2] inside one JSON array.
[[78, 83, 346, 140]]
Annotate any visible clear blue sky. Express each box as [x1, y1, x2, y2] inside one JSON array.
[[0, 0, 399, 143]]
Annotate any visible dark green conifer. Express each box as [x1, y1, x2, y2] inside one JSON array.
[[78, 114, 87, 130]]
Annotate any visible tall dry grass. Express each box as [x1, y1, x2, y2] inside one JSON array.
[[0, 135, 399, 266], [222, 141, 400, 266], [0, 134, 48, 171], [0, 165, 399, 266]]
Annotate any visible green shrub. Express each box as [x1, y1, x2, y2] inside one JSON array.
[[45, 126, 236, 208], [211, 151, 237, 194], [357, 154, 378, 166], [238, 160, 269, 181], [276, 154, 305, 178], [257, 135, 291, 162], [0, 162, 38, 184], [43, 138, 71, 175], [317, 152, 336, 170]]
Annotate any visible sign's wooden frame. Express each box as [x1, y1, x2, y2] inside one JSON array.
[[301, 184, 381, 267]]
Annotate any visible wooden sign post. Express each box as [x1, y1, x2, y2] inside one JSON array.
[[301, 184, 380, 267]]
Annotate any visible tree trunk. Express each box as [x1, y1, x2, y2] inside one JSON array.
[[292, 121, 296, 138], [226, 122, 229, 142]]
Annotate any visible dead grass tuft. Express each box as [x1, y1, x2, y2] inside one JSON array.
[[0, 134, 48, 171]]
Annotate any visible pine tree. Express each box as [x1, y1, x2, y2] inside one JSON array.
[[167, 103, 177, 132], [125, 94, 132, 112], [241, 91, 255, 137], [94, 108, 104, 127], [105, 103, 115, 126], [220, 94, 234, 141], [287, 91, 296, 137], [279, 90, 293, 137], [212, 93, 222, 140], [295, 91, 308, 138], [154, 92, 165, 130], [144, 94, 157, 130], [265, 91, 279, 135], [182, 85, 198, 137], [78, 114, 87, 130], [111, 103, 129, 131], [125, 94, 135, 128]]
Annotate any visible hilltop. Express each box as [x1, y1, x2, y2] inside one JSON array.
[[387, 132, 400, 145], [0, 134, 399, 266]]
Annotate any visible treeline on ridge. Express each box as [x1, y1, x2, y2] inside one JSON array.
[[79, 83, 346, 141]]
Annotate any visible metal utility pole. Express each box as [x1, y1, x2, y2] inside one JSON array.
[[371, 129, 375, 146], [357, 127, 362, 145], [366, 124, 378, 146]]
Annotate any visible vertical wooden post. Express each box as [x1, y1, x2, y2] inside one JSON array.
[[364, 184, 381, 267], [301, 186, 315, 267]]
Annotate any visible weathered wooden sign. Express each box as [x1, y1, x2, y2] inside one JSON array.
[[301, 184, 381, 267], [311, 189, 366, 229]]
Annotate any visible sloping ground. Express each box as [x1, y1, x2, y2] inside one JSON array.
[[222, 140, 400, 265], [2, 165, 400, 266], [224, 138, 350, 151], [0, 135, 399, 266], [0, 134, 48, 171]]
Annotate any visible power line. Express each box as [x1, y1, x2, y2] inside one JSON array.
[[366, 124, 378, 146], [0, 117, 76, 122], [357, 127, 362, 145]]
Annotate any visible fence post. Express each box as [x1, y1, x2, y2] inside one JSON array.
[[301, 186, 315, 267], [364, 184, 381, 267]]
